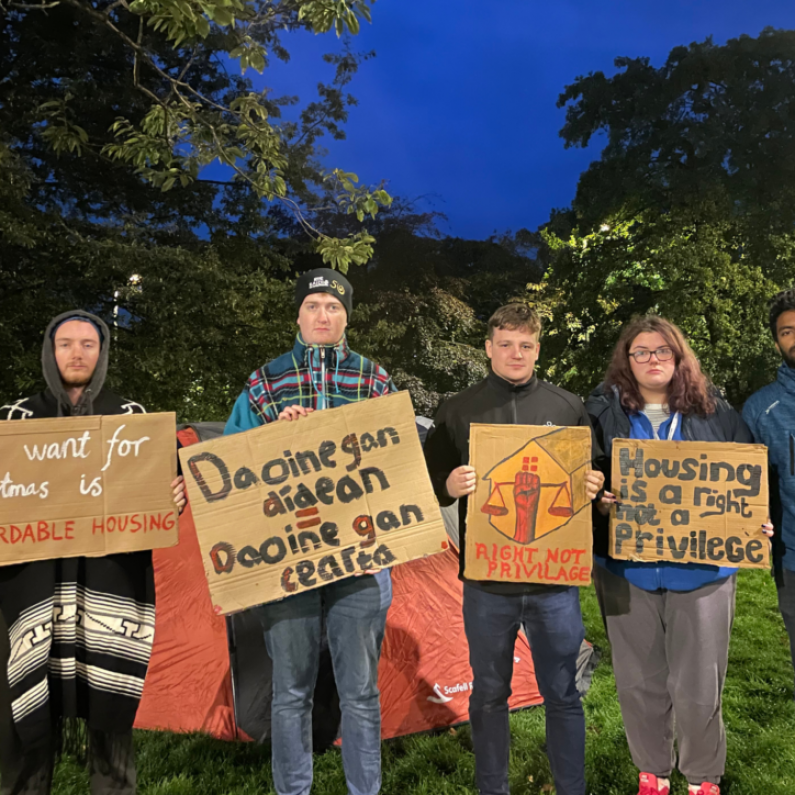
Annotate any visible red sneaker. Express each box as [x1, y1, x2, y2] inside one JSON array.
[[638, 773, 670, 795], [691, 786, 720, 795]]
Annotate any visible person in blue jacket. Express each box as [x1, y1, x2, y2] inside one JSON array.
[[586, 316, 772, 795], [742, 288, 795, 696]]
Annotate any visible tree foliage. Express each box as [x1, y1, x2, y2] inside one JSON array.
[[0, 0, 398, 417], [0, 0, 392, 265], [540, 28, 795, 405]]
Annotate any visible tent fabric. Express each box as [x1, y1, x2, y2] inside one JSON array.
[[135, 425, 546, 741], [134, 428, 241, 740], [379, 548, 541, 737]]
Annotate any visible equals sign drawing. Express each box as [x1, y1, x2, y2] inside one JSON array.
[[296, 507, 321, 528]]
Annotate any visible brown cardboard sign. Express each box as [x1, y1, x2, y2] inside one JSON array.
[[181, 391, 448, 614], [464, 425, 593, 586], [609, 439, 770, 568], [0, 413, 178, 565]]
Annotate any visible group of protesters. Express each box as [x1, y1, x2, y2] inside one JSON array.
[[0, 267, 794, 795]]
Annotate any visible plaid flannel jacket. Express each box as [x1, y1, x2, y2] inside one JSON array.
[[225, 333, 396, 434]]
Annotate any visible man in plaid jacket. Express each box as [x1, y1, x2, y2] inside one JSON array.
[[225, 268, 395, 795]]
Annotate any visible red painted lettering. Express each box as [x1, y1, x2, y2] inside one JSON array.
[[500, 545, 511, 561], [65, 521, 74, 540], [546, 548, 559, 563], [93, 518, 104, 535], [476, 543, 489, 560], [37, 521, 50, 542], [500, 562, 511, 578], [487, 560, 498, 577]]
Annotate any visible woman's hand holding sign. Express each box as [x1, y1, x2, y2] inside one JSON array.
[[446, 465, 477, 499], [585, 470, 605, 502]]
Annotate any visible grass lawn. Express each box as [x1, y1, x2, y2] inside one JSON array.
[[50, 570, 795, 794]]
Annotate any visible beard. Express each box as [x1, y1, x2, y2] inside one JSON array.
[[783, 346, 795, 370], [61, 372, 93, 388]]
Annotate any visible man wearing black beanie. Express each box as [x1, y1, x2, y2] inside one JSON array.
[[225, 268, 396, 795]]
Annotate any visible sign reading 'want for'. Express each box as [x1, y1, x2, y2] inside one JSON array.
[[0, 413, 178, 564]]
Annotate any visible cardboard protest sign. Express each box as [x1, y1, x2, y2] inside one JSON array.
[[609, 439, 770, 568], [0, 413, 178, 565], [181, 390, 449, 613], [464, 425, 593, 586]]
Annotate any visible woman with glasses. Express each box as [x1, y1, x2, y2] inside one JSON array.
[[586, 316, 772, 795]]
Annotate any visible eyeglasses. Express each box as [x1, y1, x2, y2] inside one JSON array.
[[628, 347, 674, 363]]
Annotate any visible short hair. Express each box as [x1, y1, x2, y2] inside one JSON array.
[[487, 303, 541, 340], [769, 288, 795, 340]]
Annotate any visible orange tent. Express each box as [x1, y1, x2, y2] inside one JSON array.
[[134, 427, 545, 741]]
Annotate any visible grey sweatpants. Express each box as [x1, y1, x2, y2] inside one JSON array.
[[0, 610, 136, 795], [594, 565, 736, 786]]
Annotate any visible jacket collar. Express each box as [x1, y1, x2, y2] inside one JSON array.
[[776, 362, 795, 394], [487, 371, 539, 395], [293, 333, 350, 365]]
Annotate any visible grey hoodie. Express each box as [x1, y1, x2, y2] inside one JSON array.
[[42, 310, 111, 417]]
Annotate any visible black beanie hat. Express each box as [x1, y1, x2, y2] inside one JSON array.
[[295, 268, 353, 317]]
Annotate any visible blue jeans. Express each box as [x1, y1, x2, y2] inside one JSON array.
[[255, 571, 392, 795], [462, 584, 586, 795]]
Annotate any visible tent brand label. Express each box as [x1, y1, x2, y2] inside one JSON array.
[[0, 413, 178, 564], [609, 439, 770, 568], [181, 391, 448, 613], [464, 425, 593, 586], [427, 681, 472, 703]]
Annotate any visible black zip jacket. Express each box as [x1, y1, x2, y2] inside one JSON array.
[[424, 372, 602, 594], [585, 383, 752, 558]]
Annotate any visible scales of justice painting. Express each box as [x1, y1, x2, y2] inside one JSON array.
[[477, 426, 592, 544]]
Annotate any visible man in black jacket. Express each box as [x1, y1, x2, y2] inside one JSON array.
[[424, 304, 603, 795], [0, 310, 185, 795]]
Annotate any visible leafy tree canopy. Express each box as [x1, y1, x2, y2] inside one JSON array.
[[539, 27, 795, 405]]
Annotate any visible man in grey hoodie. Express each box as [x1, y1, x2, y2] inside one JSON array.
[[0, 311, 185, 795]]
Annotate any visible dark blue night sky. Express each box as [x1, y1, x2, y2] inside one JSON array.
[[263, 1, 795, 239]]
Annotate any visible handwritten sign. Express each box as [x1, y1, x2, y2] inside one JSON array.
[[0, 413, 178, 565], [464, 425, 593, 586], [609, 439, 770, 568], [181, 391, 449, 613]]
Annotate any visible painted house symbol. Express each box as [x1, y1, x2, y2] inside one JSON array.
[[480, 428, 591, 545]]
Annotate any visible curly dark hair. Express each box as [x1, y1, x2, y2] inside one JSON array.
[[605, 315, 716, 416], [768, 288, 795, 340]]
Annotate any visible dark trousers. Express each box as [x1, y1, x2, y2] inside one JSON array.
[[462, 584, 586, 795], [777, 566, 795, 693], [0, 610, 136, 795]]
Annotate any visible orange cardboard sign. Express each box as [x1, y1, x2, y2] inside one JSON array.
[[464, 424, 593, 586]]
